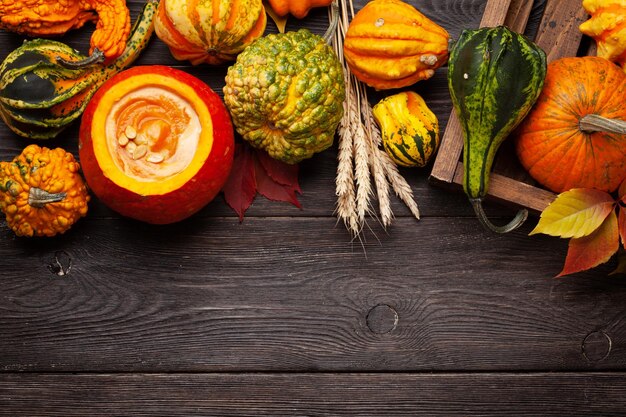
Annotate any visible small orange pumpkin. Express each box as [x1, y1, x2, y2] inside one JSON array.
[[343, 0, 449, 90], [267, 0, 334, 19], [516, 56, 626, 194]]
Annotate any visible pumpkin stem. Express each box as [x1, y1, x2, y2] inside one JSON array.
[[579, 114, 626, 135], [56, 48, 105, 69], [28, 187, 66, 208], [323, 0, 339, 44], [470, 198, 528, 234]]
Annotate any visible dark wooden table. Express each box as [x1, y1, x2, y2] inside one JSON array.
[[2, 1, 626, 415]]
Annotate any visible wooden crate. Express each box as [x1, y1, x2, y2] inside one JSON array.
[[429, 0, 589, 213]]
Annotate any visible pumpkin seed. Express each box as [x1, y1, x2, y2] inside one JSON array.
[[133, 145, 148, 160], [126, 141, 137, 156], [135, 133, 148, 145], [146, 153, 164, 164], [125, 125, 137, 139], [118, 133, 129, 147]]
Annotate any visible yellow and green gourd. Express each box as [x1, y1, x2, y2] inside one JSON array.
[[223, 29, 345, 164], [372, 91, 439, 168]]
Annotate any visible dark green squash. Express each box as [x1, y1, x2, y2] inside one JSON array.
[[0, 0, 157, 140], [448, 26, 547, 233]]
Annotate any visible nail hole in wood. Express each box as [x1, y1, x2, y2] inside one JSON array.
[[582, 330, 611, 363], [48, 250, 72, 276], [366, 304, 398, 334]]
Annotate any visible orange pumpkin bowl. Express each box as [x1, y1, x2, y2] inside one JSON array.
[[79, 65, 234, 224]]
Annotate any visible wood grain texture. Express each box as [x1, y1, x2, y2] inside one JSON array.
[[0, 0, 624, 414], [2, 373, 626, 416], [534, 0, 589, 62], [2, 217, 626, 372]]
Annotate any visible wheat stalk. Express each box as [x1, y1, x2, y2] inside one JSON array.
[[332, 0, 421, 239]]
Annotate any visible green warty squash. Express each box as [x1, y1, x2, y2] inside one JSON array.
[[224, 29, 345, 164]]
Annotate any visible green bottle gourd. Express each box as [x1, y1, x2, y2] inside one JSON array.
[[448, 26, 547, 233]]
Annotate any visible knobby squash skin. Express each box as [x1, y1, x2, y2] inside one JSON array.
[[0, 0, 157, 140], [79, 65, 235, 224], [0, 0, 131, 61], [448, 26, 547, 233], [0, 145, 90, 237]]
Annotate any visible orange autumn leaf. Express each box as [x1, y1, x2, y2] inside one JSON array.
[[558, 210, 619, 277], [530, 188, 615, 239]]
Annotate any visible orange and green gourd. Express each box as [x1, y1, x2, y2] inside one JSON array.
[[0, 0, 157, 140], [154, 0, 267, 65]]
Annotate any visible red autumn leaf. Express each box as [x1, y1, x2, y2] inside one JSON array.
[[619, 177, 626, 203], [222, 143, 257, 221], [257, 149, 301, 193], [222, 142, 303, 220], [255, 156, 301, 208], [558, 210, 620, 277]]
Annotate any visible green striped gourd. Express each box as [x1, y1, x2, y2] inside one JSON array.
[[0, 0, 157, 140], [448, 26, 547, 233], [372, 91, 439, 168]]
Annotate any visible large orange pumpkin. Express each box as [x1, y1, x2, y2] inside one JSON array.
[[516, 56, 626, 194], [79, 65, 234, 224]]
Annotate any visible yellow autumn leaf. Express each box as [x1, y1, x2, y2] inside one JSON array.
[[530, 188, 615, 239]]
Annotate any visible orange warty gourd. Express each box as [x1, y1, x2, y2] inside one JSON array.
[[343, 0, 449, 90], [154, 0, 267, 65], [579, 0, 626, 68], [0, 0, 131, 60], [267, 0, 334, 19], [0, 145, 90, 237], [516, 56, 626, 194]]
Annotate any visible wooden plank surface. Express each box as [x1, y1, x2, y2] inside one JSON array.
[[2, 373, 626, 416], [2, 217, 626, 372], [1, 0, 625, 414]]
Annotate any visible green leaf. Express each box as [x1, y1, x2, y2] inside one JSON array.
[[530, 188, 615, 239], [558, 210, 619, 277]]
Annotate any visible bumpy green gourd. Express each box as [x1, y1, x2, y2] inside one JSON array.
[[224, 29, 345, 164], [0, 0, 157, 140], [448, 26, 547, 233]]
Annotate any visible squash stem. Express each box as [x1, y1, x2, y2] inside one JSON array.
[[28, 187, 66, 208], [470, 198, 528, 234], [579, 114, 626, 135], [56, 48, 105, 69], [323, 1, 339, 44]]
